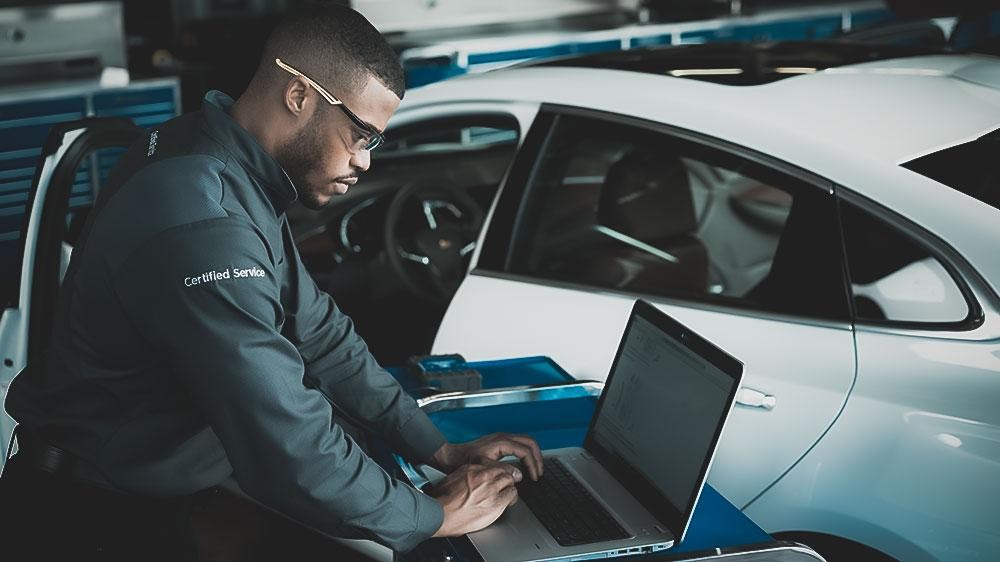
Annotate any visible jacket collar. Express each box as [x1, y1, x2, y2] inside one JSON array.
[[201, 90, 298, 213]]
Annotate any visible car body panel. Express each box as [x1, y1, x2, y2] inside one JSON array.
[[745, 326, 1000, 562], [0, 306, 26, 458], [433, 274, 857, 509], [742, 250, 1000, 561]]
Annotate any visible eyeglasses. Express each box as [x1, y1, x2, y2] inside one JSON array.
[[275, 58, 385, 152]]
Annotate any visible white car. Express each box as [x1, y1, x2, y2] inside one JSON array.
[[409, 48, 998, 560]]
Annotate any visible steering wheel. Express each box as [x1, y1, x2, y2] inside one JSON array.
[[384, 183, 484, 302]]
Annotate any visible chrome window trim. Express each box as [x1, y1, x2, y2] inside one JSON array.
[[415, 381, 605, 414]]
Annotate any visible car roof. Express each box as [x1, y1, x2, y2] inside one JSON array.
[[521, 40, 947, 86], [403, 53, 1000, 296], [406, 53, 999, 168]]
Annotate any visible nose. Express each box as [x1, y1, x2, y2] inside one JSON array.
[[350, 147, 371, 172]]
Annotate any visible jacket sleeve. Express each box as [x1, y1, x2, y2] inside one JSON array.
[[279, 220, 446, 463], [112, 217, 443, 552]]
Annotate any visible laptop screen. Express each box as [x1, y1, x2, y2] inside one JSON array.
[[585, 300, 742, 543]]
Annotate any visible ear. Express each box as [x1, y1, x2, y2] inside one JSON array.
[[282, 77, 311, 117]]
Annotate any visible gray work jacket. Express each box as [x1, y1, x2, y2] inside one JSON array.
[[6, 91, 446, 552]]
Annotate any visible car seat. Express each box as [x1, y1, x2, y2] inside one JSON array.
[[578, 147, 709, 295]]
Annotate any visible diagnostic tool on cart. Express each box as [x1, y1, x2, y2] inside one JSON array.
[[409, 353, 483, 392]]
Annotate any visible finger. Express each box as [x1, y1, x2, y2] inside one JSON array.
[[499, 484, 519, 508], [472, 434, 518, 460], [506, 434, 541, 459], [492, 440, 540, 481], [488, 440, 532, 463], [489, 463, 521, 484], [506, 435, 544, 480], [471, 435, 541, 480]]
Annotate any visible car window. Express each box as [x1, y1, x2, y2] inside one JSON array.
[[366, 113, 520, 206], [838, 200, 970, 324], [508, 112, 849, 321], [292, 113, 519, 273], [377, 121, 518, 156]]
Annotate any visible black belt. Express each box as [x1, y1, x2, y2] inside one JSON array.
[[11, 427, 82, 477], [10, 427, 223, 502]]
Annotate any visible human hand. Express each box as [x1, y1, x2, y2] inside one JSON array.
[[430, 462, 521, 537], [431, 433, 544, 481]]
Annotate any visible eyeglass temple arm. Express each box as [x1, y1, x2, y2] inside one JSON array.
[[274, 58, 343, 106]]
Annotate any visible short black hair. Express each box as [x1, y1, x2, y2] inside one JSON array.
[[258, 1, 405, 99]]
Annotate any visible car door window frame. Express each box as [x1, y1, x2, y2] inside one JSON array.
[[374, 113, 521, 160], [835, 187, 985, 332], [477, 104, 855, 327]]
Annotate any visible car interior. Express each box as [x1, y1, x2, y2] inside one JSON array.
[[287, 115, 520, 363], [517, 117, 832, 317]]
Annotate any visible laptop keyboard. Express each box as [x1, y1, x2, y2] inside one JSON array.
[[517, 457, 631, 546]]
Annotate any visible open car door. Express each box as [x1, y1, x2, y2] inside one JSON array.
[[0, 118, 143, 462]]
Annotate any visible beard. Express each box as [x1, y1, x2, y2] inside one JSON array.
[[274, 114, 330, 210]]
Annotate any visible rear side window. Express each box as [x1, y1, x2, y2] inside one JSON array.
[[507, 112, 849, 321], [839, 200, 970, 325], [902, 128, 1000, 212]]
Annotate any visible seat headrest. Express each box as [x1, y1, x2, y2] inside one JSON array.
[[598, 147, 696, 242]]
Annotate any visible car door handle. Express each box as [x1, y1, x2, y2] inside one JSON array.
[[736, 387, 776, 410]]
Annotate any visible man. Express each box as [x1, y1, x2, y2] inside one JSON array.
[[0, 3, 542, 559]]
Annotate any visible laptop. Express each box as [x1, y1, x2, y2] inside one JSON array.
[[422, 299, 744, 562]]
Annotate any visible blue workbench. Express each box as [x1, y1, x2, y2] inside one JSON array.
[[383, 357, 822, 562]]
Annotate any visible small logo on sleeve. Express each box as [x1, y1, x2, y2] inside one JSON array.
[[184, 266, 266, 287], [146, 130, 159, 157]]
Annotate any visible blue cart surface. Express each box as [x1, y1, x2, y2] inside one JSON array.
[[383, 357, 825, 562]]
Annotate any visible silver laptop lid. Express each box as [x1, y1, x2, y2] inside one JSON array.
[[583, 299, 744, 544]]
